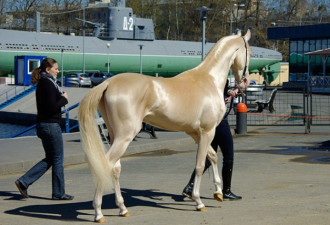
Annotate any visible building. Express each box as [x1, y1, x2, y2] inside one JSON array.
[[267, 23, 330, 91]]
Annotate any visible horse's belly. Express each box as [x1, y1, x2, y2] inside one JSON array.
[[144, 111, 199, 133]]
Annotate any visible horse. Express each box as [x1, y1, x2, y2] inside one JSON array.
[[78, 30, 251, 223]]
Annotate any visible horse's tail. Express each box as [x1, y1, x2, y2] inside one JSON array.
[[78, 81, 113, 189]]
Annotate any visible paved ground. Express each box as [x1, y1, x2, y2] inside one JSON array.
[[0, 125, 329, 225]]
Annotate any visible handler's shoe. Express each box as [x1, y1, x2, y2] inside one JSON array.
[[223, 189, 242, 200], [52, 194, 74, 200], [15, 180, 29, 198], [182, 182, 194, 199]]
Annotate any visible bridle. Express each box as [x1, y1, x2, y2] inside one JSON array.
[[234, 36, 248, 100], [241, 36, 248, 79], [225, 36, 248, 118]]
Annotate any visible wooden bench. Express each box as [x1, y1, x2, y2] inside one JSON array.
[[255, 88, 278, 113]]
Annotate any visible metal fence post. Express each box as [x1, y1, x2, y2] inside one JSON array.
[[305, 79, 311, 134], [65, 109, 70, 133], [235, 103, 247, 135]]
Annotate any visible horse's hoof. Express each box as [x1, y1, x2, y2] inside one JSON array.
[[214, 193, 223, 202], [197, 207, 207, 212], [120, 211, 130, 217], [95, 216, 106, 223]]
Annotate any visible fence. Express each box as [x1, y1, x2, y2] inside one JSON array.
[[227, 85, 330, 130]]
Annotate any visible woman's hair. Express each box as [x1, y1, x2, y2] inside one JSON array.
[[31, 58, 57, 84]]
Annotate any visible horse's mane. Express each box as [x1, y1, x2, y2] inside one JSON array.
[[203, 34, 242, 62]]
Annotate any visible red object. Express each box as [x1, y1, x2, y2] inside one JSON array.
[[236, 103, 247, 113]]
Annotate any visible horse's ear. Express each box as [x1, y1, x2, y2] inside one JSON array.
[[244, 29, 251, 41], [236, 30, 242, 36]]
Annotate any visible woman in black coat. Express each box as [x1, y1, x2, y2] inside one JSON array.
[[15, 58, 74, 200]]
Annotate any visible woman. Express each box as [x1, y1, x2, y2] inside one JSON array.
[[15, 58, 74, 200], [182, 80, 242, 200]]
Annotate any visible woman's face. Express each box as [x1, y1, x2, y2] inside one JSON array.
[[46, 63, 59, 78]]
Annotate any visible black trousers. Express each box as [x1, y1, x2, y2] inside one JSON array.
[[187, 118, 234, 183], [210, 118, 234, 164]]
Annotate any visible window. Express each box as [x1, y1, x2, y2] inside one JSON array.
[[297, 40, 303, 54], [290, 40, 297, 53], [321, 39, 327, 49], [309, 40, 315, 52], [315, 40, 321, 50], [28, 60, 40, 74], [303, 40, 309, 52]]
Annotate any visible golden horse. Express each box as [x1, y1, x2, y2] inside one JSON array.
[[78, 30, 251, 223]]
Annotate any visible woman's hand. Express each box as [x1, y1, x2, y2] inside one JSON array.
[[225, 97, 231, 104], [227, 89, 238, 98], [62, 92, 68, 99]]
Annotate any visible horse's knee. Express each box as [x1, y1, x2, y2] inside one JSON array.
[[195, 166, 205, 176]]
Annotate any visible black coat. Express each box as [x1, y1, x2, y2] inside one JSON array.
[[36, 74, 68, 123]]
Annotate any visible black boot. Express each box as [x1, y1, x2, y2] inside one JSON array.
[[182, 159, 212, 199], [222, 161, 242, 200], [182, 179, 194, 199]]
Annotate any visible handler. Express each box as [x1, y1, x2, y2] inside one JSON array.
[[15, 58, 74, 200], [182, 80, 242, 200]]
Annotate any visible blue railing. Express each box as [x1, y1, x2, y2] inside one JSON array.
[[0, 85, 33, 102], [0, 85, 37, 109], [63, 103, 80, 133], [8, 102, 80, 138]]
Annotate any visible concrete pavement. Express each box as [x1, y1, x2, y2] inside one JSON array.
[[0, 130, 194, 175], [0, 125, 329, 225]]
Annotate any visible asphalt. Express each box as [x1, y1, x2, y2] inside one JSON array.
[[0, 130, 195, 176], [1, 125, 329, 176], [0, 125, 330, 225]]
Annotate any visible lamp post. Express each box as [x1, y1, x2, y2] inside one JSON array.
[[82, 7, 86, 73], [138, 44, 143, 74], [61, 49, 64, 87], [196, 6, 212, 60], [106, 43, 110, 73], [230, 3, 245, 35]]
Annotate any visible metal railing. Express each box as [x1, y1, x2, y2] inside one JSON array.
[[8, 102, 80, 138], [0, 85, 36, 102]]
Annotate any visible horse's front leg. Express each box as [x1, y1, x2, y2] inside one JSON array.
[[93, 184, 106, 223], [193, 132, 214, 211], [113, 159, 129, 217], [206, 146, 223, 202]]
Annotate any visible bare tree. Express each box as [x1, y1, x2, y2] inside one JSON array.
[[8, 0, 43, 30], [0, 0, 7, 27]]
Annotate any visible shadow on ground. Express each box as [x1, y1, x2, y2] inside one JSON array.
[[237, 140, 330, 164], [2, 188, 200, 222]]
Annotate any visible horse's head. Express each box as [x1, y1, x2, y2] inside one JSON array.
[[231, 29, 251, 90]]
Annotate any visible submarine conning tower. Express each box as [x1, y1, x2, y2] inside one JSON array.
[[89, 0, 155, 40]]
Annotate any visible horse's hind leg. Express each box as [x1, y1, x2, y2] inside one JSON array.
[[93, 184, 106, 223], [206, 146, 223, 201], [105, 126, 141, 217], [113, 159, 129, 217]]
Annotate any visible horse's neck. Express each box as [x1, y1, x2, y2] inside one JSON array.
[[196, 38, 239, 92]]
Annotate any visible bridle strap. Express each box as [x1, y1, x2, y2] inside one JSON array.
[[241, 36, 248, 77]]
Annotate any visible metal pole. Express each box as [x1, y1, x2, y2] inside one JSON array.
[[139, 45, 143, 74], [201, 15, 205, 60], [61, 49, 64, 87], [196, 6, 212, 60], [82, 7, 86, 73], [36, 11, 40, 33], [230, 6, 233, 35], [107, 43, 110, 73]]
